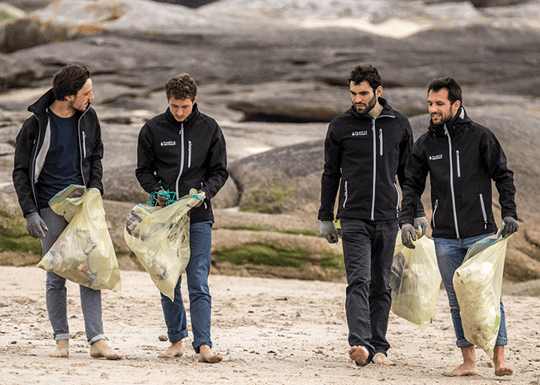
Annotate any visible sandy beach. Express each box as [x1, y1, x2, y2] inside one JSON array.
[[0, 266, 539, 384]]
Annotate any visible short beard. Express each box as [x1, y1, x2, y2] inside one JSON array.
[[354, 94, 377, 115]]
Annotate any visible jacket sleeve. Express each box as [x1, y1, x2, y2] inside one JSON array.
[[12, 117, 39, 218], [400, 139, 429, 225], [200, 124, 228, 200], [135, 123, 162, 194], [318, 123, 341, 221], [397, 118, 425, 218], [87, 116, 104, 194], [481, 129, 518, 220]]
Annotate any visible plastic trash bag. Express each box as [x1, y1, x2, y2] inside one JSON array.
[[124, 189, 205, 301], [453, 230, 509, 358], [37, 184, 121, 291], [391, 230, 441, 332]]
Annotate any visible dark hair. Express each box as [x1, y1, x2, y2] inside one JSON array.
[[165, 73, 197, 101], [347, 63, 382, 91], [427, 76, 462, 105], [52, 64, 91, 101]]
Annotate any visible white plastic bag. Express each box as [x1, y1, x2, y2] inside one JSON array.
[[453, 231, 509, 358], [38, 185, 121, 290], [391, 231, 441, 332], [124, 189, 204, 301]]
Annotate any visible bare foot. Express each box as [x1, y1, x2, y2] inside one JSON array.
[[90, 339, 122, 360], [158, 341, 184, 358], [349, 346, 369, 366], [372, 352, 395, 366], [50, 339, 69, 358], [198, 344, 222, 363], [494, 345, 513, 376], [443, 362, 479, 377]]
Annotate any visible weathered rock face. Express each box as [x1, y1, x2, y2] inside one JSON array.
[[2, 0, 540, 282]]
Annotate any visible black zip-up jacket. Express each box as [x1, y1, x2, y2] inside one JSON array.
[[136, 104, 228, 224], [318, 97, 424, 222], [12, 89, 104, 218], [400, 107, 517, 239]]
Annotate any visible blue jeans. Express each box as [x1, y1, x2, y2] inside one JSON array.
[[40, 207, 105, 344], [160, 220, 213, 353], [340, 218, 398, 363], [434, 234, 508, 348]]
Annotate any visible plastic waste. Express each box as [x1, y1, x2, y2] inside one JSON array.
[[391, 230, 441, 332], [124, 189, 205, 301], [37, 185, 121, 290], [453, 229, 509, 358]]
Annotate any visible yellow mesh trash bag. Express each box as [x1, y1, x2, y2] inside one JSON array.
[[124, 189, 204, 301], [38, 185, 121, 290], [391, 230, 441, 332], [453, 230, 509, 359]]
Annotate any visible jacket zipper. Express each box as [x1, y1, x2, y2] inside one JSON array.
[[394, 183, 400, 216], [444, 125, 460, 239], [433, 199, 438, 227], [379, 129, 383, 156], [456, 150, 461, 178], [175, 123, 185, 195], [343, 181, 348, 208], [82, 131, 87, 159], [188, 140, 192, 168], [77, 108, 89, 186], [479, 193, 488, 229], [371, 120, 376, 220]]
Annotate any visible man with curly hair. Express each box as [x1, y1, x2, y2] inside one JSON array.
[[319, 63, 426, 366], [136, 73, 228, 363]]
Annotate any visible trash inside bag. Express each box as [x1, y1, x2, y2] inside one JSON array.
[[391, 231, 441, 332], [453, 230, 509, 359], [124, 189, 205, 301], [38, 185, 121, 291]]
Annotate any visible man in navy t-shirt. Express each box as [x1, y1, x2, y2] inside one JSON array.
[[13, 64, 122, 360]]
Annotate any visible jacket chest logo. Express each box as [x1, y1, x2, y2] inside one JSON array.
[[429, 154, 443, 161], [161, 141, 176, 146], [351, 131, 368, 136]]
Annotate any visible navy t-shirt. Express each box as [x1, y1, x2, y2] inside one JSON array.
[[36, 111, 83, 207]]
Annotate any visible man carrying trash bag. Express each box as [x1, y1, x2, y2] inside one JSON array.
[[400, 76, 518, 377], [12, 64, 122, 360], [136, 73, 228, 363]]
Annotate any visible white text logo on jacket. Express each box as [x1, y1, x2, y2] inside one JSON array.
[[429, 154, 443, 161], [161, 141, 176, 146], [351, 131, 368, 136]]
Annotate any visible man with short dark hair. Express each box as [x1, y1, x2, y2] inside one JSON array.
[[400, 76, 517, 377], [318, 63, 426, 366], [13, 63, 122, 359], [136, 73, 227, 363]]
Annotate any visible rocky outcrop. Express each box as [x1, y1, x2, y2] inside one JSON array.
[[2, 0, 540, 283]]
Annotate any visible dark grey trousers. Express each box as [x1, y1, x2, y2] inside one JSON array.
[[340, 218, 398, 363]]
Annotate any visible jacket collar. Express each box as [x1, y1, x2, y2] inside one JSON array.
[[165, 102, 200, 128], [350, 97, 395, 119], [28, 88, 89, 119], [28, 89, 55, 116], [428, 106, 472, 137]]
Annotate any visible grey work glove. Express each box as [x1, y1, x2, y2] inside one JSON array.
[[320, 221, 339, 244], [401, 223, 416, 249], [26, 212, 48, 239], [414, 216, 429, 238], [501, 216, 519, 238]]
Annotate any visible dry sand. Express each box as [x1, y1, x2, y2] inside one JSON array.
[[0, 266, 539, 385]]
